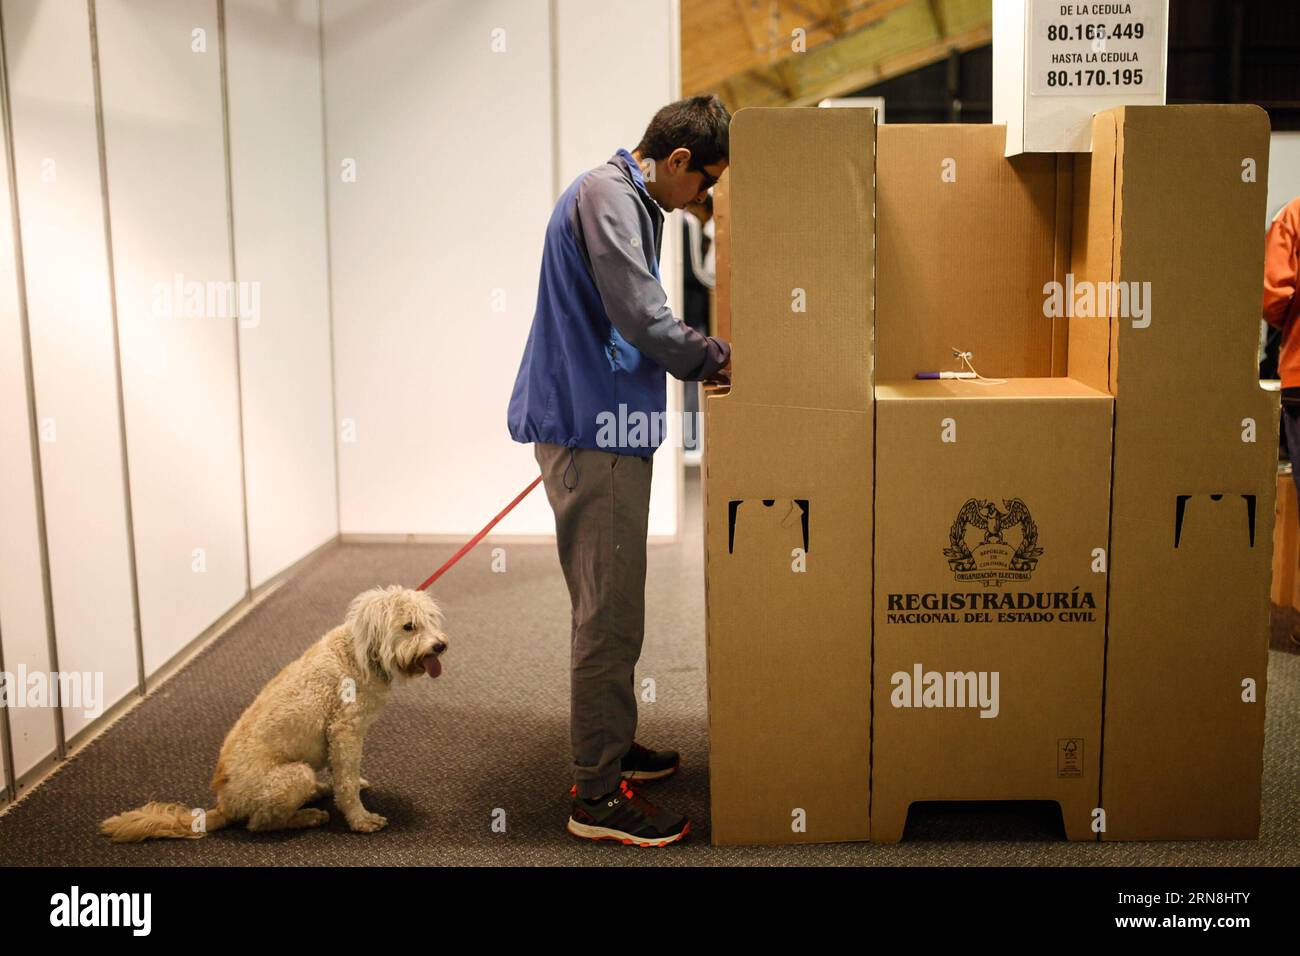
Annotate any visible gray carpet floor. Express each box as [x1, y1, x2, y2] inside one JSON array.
[[1, 475, 1296, 866]]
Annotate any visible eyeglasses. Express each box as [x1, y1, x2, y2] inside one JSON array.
[[690, 164, 720, 192]]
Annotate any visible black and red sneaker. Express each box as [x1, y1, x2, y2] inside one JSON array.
[[619, 741, 680, 782], [567, 780, 690, 847]]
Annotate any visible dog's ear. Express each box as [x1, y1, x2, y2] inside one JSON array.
[[416, 590, 446, 630], [346, 587, 396, 671]]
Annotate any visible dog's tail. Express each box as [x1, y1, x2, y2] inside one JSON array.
[[100, 802, 229, 843]]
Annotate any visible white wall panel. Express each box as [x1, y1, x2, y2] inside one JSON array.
[[226, 0, 337, 586], [554, 0, 683, 538], [325, 0, 684, 539], [96, 0, 247, 674], [0, 0, 58, 777], [323, 0, 555, 537], [3, 0, 137, 743]]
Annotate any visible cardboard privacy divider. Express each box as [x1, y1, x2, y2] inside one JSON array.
[[1089, 105, 1275, 841], [704, 103, 1276, 845], [703, 107, 874, 845]]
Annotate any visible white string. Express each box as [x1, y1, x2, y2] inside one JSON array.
[[951, 348, 1007, 386]]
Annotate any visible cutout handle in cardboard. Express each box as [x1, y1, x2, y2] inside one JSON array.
[[727, 498, 810, 556], [1173, 494, 1258, 549]]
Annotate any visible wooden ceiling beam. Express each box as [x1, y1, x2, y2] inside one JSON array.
[[786, 23, 992, 106], [684, 0, 917, 95], [691, 0, 992, 110]]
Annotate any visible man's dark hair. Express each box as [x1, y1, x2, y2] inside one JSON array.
[[635, 94, 730, 168]]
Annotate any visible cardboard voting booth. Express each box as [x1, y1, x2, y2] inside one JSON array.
[[704, 103, 1276, 845]]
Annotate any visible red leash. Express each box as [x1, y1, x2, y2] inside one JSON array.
[[415, 475, 543, 591]]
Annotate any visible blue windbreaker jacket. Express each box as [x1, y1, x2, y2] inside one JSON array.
[[507, 150, 730, 458]]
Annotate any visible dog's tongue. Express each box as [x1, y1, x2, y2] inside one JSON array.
[[421, 655, 442, 678]]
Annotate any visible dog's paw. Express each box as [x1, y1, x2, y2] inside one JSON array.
[[301, 808, 330, 827], [359, 777, 371, 790], [348, 811, 388, 833]]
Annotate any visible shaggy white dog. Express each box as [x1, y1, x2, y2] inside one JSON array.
[[101, 586, 448, 842]]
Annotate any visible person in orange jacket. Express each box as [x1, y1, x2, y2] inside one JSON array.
[[1265, 196, 1300, 504]]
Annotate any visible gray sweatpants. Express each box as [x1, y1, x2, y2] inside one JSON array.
[[534, 442, 652, 798]]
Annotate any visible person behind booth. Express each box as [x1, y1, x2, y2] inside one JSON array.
[[681, 193, 715, 447], [1265, 195, 1300, 506]]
